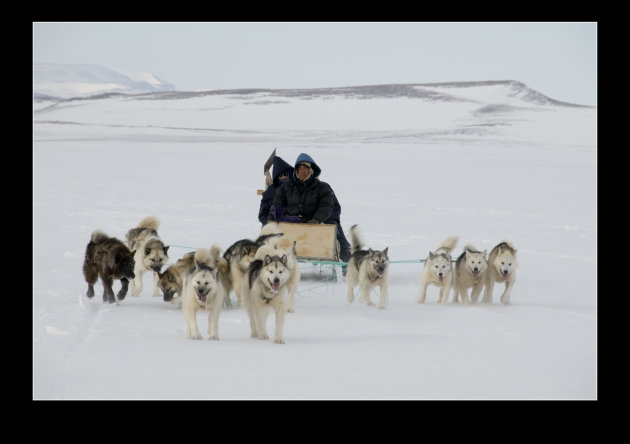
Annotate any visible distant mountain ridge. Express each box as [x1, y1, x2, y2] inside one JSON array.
[[33, 64, 590, 108], [33, 64, 176, 99], [144, 80, 587, 108]]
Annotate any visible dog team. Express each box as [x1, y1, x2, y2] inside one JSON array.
[[82, 216, 518, 344]]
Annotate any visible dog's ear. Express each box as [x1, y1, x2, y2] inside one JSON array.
[[164, 245, 170, 254], [264, 254, 272, 265], [130, 250, 136, 257], [429, 252, 436, 260], [383, 247, 388, 257], [482, 250, 487, 258], [280, 254, 288, 266], [145, 247, 151, 256]]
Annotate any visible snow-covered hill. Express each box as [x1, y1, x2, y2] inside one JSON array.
[[33, 64, 176, 98], [33, 79, 595, 148]]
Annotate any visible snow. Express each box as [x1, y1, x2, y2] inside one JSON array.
[[33, 81, 597, 400]]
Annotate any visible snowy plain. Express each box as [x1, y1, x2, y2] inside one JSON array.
[[33, 80, 597, 400]]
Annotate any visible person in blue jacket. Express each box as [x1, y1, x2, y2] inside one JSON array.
[[259, 153, 351, 262]]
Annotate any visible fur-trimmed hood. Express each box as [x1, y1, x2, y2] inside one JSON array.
[[293, 153, 321, 181]]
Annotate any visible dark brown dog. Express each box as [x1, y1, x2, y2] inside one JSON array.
[[83, 230, 136, 304]]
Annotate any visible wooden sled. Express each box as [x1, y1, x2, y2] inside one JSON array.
[[276, 222, 340, 262], [275, 222, 342, 282]]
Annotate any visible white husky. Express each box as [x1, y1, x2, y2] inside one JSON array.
[[260, 223, 301, 312], [182, 246, 227, 340], [452, 245, 488, 304], [242, 252, 291, 344], [483, 241, 518, 304], [417, 236, 458, 304], [124, 216, 169, 297]]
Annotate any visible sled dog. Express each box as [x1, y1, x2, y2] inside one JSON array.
[[83, 230, 135, 304], [125, 216, 169, 297], [182, 246, 227, 340], [157, 251, 194, 304], [452, 245, 488, 304], [483, 241, 518, 304], [346, 224, 389, 309], [417, 236, 458, 304], [260, 223, 301, 312], [242, 252, 291, 344], [223, 232, 282, 305]]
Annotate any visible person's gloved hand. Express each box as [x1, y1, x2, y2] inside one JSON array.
[[306, 219, 319, 224]]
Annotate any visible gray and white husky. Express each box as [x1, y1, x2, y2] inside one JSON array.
[[125, 216, 169, 297], [182, 246, 227, 340], [223, 232, 282, 305], [242, 253, 291, 344], [483, 241, 518, 304], [346, 224, 389, 309], [417, 236, 458, 304], [452, 245, 488, 304]]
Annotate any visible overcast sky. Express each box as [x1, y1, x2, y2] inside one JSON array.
[[33, 22, 597, 106]]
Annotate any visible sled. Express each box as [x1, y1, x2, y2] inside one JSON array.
[[276, 221, 342, 283], [276, 222, 340, 262]]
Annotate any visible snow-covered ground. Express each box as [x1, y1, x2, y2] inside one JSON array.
[[33, 81, 597, 400]]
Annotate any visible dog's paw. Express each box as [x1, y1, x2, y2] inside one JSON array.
[[259, 333, 269, 340], [274, 338, 285, 344], [189, 333, 202, 340], [208, 335, 219, 340], [378, 305, 387, 310], [287, 308, 295, 313]]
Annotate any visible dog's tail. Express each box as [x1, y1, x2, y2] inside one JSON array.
[[90, 229, 109, 244], [349, 224, 363, 254], [137, 216, 160, 231], [194, 248, 213, 267], [260, 222, 281, 237], [438, 236, 458, 253], [255, 232, 283, 247], [208, 244, 229, 276]]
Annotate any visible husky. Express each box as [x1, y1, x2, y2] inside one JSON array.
[[483, 241, 518, 304], [125, 216, 169, 297], [223, 232, 282, 305], [83, 230, 135, 304], [417, 236, 458, 304], [346, 224, 389, 309], [182, 246, 227, 340], [452, 245, 488, 304], [157, 251, 194, 304], [242, 253, 291, 344], [260, 223, 301, 312]]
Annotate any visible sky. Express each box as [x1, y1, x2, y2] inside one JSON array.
[[32, 22, 597, 106]]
